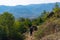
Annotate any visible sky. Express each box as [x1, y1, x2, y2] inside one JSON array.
[[0, 0, 60, 6]]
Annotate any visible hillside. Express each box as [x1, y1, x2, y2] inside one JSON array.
[[0, 3, 60, 18], [39, 18, 60, 40], [35, 12, 60, 40], [40, 31, 60, 40]]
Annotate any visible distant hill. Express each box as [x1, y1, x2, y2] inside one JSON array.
[[0, 2, 60, 18]]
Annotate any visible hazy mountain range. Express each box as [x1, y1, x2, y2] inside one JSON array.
[[0, 2, 60, 18]]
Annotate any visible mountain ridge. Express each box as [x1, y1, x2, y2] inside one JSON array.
[[0, 2, 60, 18]]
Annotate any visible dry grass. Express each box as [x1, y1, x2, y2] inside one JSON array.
[[35, 18, 60, 40]]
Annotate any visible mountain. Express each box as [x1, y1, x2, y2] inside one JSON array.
[[0, 2, 60, 18]]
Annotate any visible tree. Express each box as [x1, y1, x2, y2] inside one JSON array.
[[24, 18, 32, 28], [32, 18, 38, 25], [16, 18, 28, 34], [37, 17, 44, 25], [41, 10, 47, 17], [53, 3, 60, 17], [0, 12, 15, 40], [18, 17, 25, 22], [40, 10, 49, 22]]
